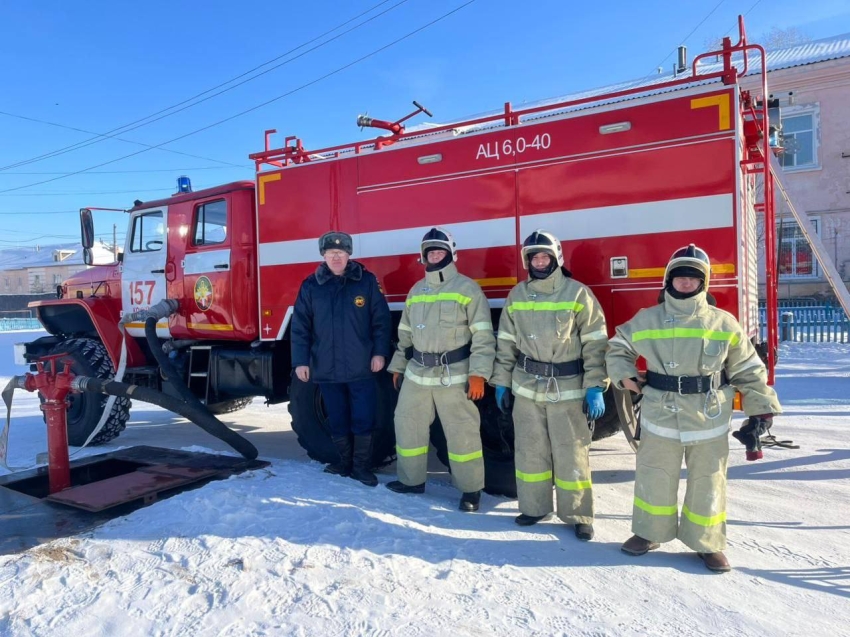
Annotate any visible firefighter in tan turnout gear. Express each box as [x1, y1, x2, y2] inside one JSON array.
[[491, 230, 609, 541], [606, 244, 781, 573], [386, 227, 496, 512]]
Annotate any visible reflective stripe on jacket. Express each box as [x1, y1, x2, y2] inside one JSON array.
[[492, 268, 609, 402], [388, 262, 495, 386], [605, 290, 782, 445]]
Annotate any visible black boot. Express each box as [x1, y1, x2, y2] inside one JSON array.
[[350, 434, 378, 487], [515, 513, 552, 526], [574, 523, 595, 541], [324, 436, 352, 477], [459, 490, 481, 512], [386, 481, 425, 494]]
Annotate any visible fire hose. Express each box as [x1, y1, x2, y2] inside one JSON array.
[[1, 299, 258, 472]]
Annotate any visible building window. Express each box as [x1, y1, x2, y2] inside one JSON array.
[[193, 199, 227, 246], [780, 106, 818, 170], [130, 211, 165, 253], [53, 274, 62, 285], [778, 217, 819, 278]]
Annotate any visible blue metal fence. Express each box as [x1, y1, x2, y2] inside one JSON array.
[[758, 302, 850, 343], [0, 318, 43, 331]]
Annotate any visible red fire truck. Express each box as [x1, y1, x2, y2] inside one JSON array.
[[22, 18, 780, 496]]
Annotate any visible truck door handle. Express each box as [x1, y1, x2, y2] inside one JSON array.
[[151, 269, 165, 273], [214, 264, 229, 269]]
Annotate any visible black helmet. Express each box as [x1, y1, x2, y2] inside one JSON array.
[[664, 243, 711, 289], [319, 231, 353, 256], [419, 226, 457, 264]]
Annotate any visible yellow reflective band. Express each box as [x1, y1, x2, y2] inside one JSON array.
[[515, 469, 553, 483], [406, 292, 472, 306], [507, 301, 585, 315], [469, 321, 492, 334], [554, 477, 592, 491], [398, 322, 413, 332], [634, 496, 678, 516], [396, 445, 429, 457], [682, 504, 727, 527], [632, 328, 740, 346], [448, 450, 483, 463], [497, 331, 517, 342]]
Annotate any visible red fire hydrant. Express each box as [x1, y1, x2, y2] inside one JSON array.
[[20, 354, 75, 494]]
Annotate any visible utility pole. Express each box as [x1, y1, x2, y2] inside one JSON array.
[[113, 224, 118, 260]]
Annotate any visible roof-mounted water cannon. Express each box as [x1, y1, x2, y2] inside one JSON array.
[[356, 100, 432, 136]]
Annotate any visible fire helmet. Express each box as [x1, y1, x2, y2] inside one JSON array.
[[420, 226, 457, 264], [319, 231, 353, 256], [521, 230, 564, 270], [664, 243, 711, 289]]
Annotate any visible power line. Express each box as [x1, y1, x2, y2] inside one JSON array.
[[0, 111, 247, 169], [0, 186, 205, 197], [0, 210, 89, 215], [0, 166, 246, 175], [648, 0, 727, 75], [0, 1, 476, 195], [0, 0, 405, 173]]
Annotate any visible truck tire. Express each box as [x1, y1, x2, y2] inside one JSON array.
[[207, 397, 254, 415], [46, 337, 131, 446], [288, 372, 396, 468]]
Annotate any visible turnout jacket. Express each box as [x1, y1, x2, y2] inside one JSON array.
[[291, 260, 391, 383], [491, 268, 609, 402], [388, 262, 495, 386], [606, 290, 782, 445]]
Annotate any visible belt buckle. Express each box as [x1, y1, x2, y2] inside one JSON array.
[[677, 375, 685, 395], [520, 355, 528, 373]]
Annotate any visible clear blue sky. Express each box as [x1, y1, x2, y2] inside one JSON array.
[[2, 0, 849, 249]]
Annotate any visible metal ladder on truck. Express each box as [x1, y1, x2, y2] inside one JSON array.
[[769, 154, 850, 321]]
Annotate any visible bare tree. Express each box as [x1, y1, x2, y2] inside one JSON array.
[[703, 26, 811, 54]]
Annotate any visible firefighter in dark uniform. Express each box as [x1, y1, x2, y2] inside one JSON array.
[[291, 231, 392, 486]]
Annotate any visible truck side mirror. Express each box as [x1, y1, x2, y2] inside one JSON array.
[[83, 247, 94, 266], [80, 208, 94, 249]]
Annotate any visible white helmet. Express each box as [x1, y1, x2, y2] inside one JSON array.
[[521, 230, 564, 270], [664, 243, 711, 290], [420, 226, 457, 264]]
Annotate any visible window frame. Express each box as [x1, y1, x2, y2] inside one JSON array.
[[129, 210, 165, 254], [779, 104, 820, 172], [192, 199, 228, 247], [777, 215, 821, 280]]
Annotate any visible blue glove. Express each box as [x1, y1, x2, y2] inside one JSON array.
[[584, 387, 605, 420], [495, 386, 512, 414]]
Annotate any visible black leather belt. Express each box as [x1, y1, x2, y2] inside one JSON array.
[[405, 343, 471, 367], [645, 370, 728, 395], [517, 354, 584, 377]]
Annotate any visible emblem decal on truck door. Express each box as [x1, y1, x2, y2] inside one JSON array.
[[194, 276, 214, 311]]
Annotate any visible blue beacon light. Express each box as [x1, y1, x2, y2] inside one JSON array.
[[177, 175, 193, 193]]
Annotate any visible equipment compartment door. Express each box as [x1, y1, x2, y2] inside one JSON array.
[[123, 207, 170, 338], [182, 198, 236, 337]]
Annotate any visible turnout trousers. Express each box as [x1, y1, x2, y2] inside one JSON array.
[[632, 434, 729, 552], [512, 396, 593, 524], [393, 380, 484, 493]]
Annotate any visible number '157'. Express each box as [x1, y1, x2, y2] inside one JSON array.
[[129, 281, 155, 305]]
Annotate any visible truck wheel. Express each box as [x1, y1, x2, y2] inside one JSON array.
[[207, 397, 254, 415], [288, 372, 396, 468], [46, 338, 131, 446]]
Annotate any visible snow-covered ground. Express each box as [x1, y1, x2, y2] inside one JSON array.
[[1, 330, 849, 636]]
